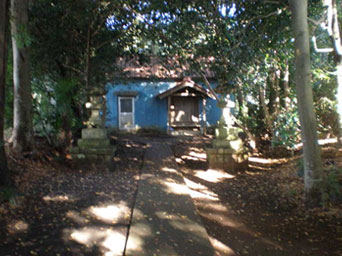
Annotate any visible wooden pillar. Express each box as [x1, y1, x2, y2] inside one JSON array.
[[167, 96, 171, 133], [202, 97, 207, 134]]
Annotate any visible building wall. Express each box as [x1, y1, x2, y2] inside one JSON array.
[[105, 79, 222, 130]]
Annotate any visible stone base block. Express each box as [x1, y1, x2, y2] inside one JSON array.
[[70, 145, 116, 163], [81, 128, 107, 139], [71, 152, 113, 162], [212, 139, 244, 152], [206, 147, 248, 171], [77, 138, 110, 148]]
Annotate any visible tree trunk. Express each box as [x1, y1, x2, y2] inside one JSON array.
[[336, 59, 342, 144], [280, 64, 290, 110], [290, 0, 323, 208], [10, 0, 33, 152], [268, 73, 277, 115], [259, 84, 273, 137], [0, 0, 11, 186], [85, 24, 91, 91]]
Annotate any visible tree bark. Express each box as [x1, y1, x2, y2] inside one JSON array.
[[290, 0, 323, 208], [85, 24, 91, 91], [10, 0, 33, 152], [268, 72, 278, 115], [259, 84, 273, 137], [0, 0, 11, 186], [280, 63, 290, 110], [336, 59, 342, 143]]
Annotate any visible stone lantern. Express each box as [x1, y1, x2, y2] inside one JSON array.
[[206, 98, 248, 171], [70, 88, 115, 163], [85, 88, 106, 128]]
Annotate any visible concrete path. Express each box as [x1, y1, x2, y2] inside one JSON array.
[[125, 141, 215, 256]]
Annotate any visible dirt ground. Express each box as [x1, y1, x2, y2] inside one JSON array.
[[1, 134, 342, 256], [172, 136, 342, 256], [0, 135, 145, 255]]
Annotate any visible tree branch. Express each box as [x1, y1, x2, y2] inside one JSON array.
[[62, 64, 84, 74], [200, 72, 220, 101], [312, 36, 334, 52]]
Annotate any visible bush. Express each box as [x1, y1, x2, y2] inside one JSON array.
[[0, 187, 16, 203], [32, 78, 85, 147], [322, 167, 342, 203]]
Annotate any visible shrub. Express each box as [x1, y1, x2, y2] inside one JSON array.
[[322, 166, 342, 203]]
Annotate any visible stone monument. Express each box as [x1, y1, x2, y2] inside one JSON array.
[[70, 88, 115, 162], [206, 99, 248, 170]]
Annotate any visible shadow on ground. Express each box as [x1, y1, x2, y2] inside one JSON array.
[[0, 136, 146, 256], [172, 136, 342, 256]]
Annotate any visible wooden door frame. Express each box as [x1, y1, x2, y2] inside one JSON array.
[[168, 96, 201, 128], [118, 96, 135, 130]]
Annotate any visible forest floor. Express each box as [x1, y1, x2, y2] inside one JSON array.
[[172, 136, 342, 256], [0, 134, 342, 255]]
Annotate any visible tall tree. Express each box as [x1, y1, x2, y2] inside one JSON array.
[[10, 0, 33, 152], [29, 0, 137, 148], [0, 0, 10, 186], [289, 0, 323, 207]]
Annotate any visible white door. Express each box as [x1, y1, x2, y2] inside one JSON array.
[[119, 97, 134, 130]]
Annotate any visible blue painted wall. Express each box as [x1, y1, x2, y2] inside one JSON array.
[[105, 79, 222, 130]]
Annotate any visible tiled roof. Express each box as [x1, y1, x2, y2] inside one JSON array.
[[114, 56, 215, 79], [157, 77, 215, 99]]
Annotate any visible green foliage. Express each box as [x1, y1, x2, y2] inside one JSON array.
[[20, 0, 342, 153], [272, 110, 301, 148], [322, 166, 342, 203], [32, 78, 84, 145], [13, 24, 32, 48], [0, 187, 16, 202], [312, 65, 340, 138]]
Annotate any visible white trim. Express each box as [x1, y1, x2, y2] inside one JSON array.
[[118, 96, 135, 130]]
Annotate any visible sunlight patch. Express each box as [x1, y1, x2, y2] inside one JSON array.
[[194, 169, 235, 183], [183, 178, 208, 190], [201, 212, 241, 228], [198, 202, 227, 212], [7, 220, 29, 234], [88, 202, 130, 224], [208, 236, 235, 255], [125, 222, 153, 253], [175, 157, 185, 164], [189, 151, 207, 160], [67, 227, 127, 255], [162, 167, 177, 173], [155, 211, 207, 236], [43, 194, 72, 202], [66, 210, 88, 225], [162, 181, 189, 195], [181, 153, 207, 162], [163, 181, 218, 201], [101, 231, 127, 255]]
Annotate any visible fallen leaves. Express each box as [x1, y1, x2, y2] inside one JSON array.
[[0, 134, 145, 256], [173, 137, 342, 256]]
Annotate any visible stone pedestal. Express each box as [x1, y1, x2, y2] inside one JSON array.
[[206, 100, 248, 171], [70, 128, 115, 162]]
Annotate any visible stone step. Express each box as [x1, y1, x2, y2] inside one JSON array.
[[169, 130, 202, 136], [77, 138, 110, 148]]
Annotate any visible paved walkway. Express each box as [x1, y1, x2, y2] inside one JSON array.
[[125, 141, 214, 256]]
